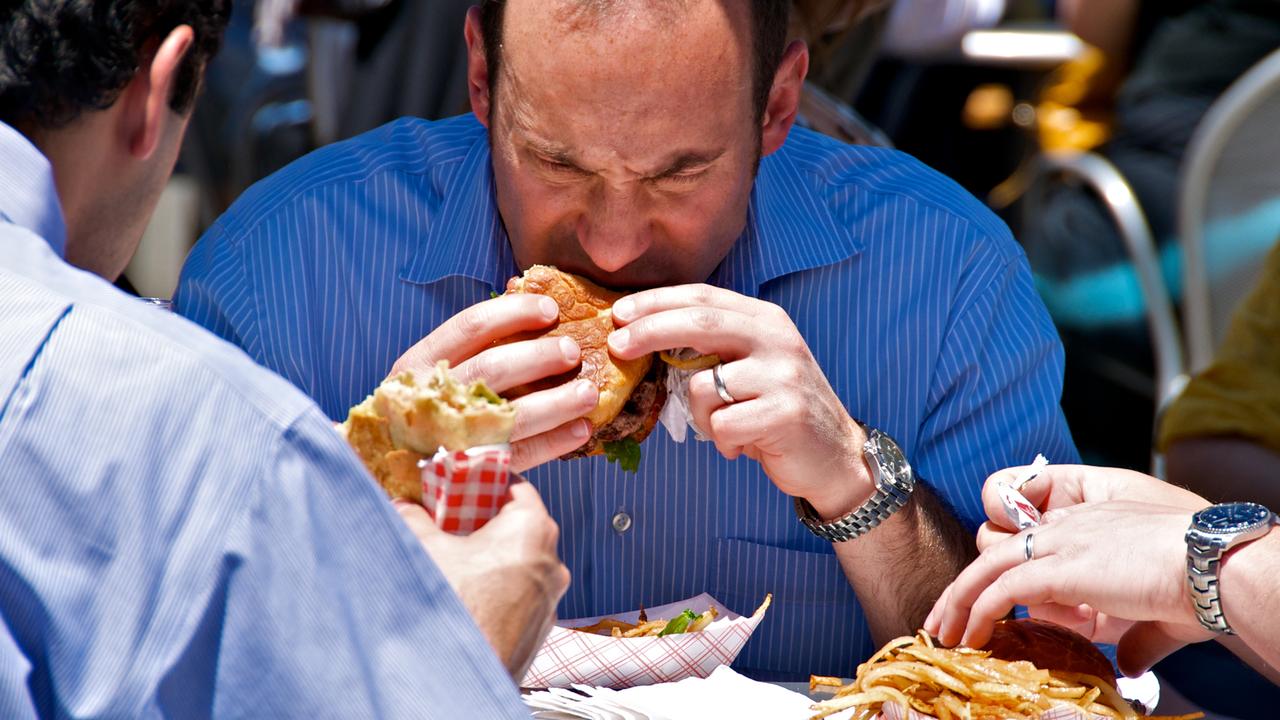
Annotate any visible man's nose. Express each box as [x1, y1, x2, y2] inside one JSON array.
[[577, 185, 652, 273]]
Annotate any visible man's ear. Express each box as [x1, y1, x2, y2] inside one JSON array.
[[760, 40, 809, 157], [121, 25, 194, 159], [464, 6, 493, 128]]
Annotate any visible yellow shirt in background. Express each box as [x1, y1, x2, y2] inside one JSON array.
[[1159, 241, 1280, 455]]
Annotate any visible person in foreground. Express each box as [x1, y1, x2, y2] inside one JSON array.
[[0, 2, 561, 716], [924, 464, 1280, 678], [177, 0, 1077, 677]]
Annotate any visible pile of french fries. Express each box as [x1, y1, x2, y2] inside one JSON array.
[[570, 605, 720, 638], [808, 632, 1203, 720]]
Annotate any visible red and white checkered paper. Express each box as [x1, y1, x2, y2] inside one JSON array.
[[522, 592, 772, 690], [418, 443, 511, 535]]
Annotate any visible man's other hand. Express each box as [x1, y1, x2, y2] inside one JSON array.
[[390, 294, 598, 471], [396, 480, 570, 680], [607, 283, 874, 519]]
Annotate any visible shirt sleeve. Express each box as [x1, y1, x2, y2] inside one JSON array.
[[1158, 244, 1280, 455], [174, 217, 256, 356], [0, 315, 525, 718], [913, 251, 1080, 531], [200, 408, 529, 719]]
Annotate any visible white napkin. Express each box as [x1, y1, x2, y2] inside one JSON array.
[[612, 666, 812, 720]]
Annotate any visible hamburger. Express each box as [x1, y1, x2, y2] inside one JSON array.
[[501, 265, 691, 471], [339, 361, 516, 502], [982, 618, 1117, 686]]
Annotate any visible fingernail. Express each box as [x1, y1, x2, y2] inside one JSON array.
[[612, 298, 634, 322], [559, 336, 580, 363], [539, 296, 559, 320], [609, 328, 629, 351], [571, 419, 591, 439], [576, 381, 598, 405], [924, 609, 937, 631]]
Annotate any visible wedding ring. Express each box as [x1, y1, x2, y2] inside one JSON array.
[[1023, 532, 1036, 562], [712, 363, 736, 404]]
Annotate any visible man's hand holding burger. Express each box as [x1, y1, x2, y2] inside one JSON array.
[[389, 293, 599, 471], [605, 284, 875, 519], [606, 284, 977, 645]]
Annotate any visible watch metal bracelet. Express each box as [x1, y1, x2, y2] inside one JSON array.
[[795, 424, 914, 543], [1186, 536, 1234, 634]]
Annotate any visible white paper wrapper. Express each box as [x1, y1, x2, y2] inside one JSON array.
[[659, 364, 697, 443], [522, 593, 772, 689]]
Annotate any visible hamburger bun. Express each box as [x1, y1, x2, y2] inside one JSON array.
[[984, 618, 1117, 687], [340, 361, 515, 502], [501, 265, 667, 460]]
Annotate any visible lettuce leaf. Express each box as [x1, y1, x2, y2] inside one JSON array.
[[603, 438, 641, 473]]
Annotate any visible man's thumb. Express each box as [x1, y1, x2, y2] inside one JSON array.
[[394, 499, 444, 536]]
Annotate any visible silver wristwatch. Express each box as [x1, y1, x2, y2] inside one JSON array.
[[1185, 501, 1277, 634], [795, 421, 914, 543]]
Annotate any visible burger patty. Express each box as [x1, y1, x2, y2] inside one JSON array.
[[563, 361, 669, 459]]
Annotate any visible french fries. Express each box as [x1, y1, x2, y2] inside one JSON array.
[[570, 605, 720, 638], [808, 632, 1204, 720]]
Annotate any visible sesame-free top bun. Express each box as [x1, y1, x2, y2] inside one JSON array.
[[503, 265, 654, 433]]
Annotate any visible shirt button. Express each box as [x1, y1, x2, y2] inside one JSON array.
[[611, 511, 633, 534]]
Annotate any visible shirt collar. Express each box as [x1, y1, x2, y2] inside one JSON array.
[[399, 125, 861, 295], [710, 133, 864, 295], [398, 130, 518, 291], [0, 121, 67, 257]]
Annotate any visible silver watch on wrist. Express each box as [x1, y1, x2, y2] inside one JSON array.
[[795, 421, 915, 543], [1185, 501, 1277, 634]]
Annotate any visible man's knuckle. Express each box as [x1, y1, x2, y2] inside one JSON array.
[[689, 307, 720, 332], [454, 305, 490, 342], [776, 362, 803, 387]]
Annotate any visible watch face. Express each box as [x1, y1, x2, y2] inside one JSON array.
[[1196, 502, 1272, 533], [869, 432, 911, 481]]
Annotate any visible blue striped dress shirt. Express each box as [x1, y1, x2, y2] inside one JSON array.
[[0, 122, 526, 719], [177, 113, 1079, 680]]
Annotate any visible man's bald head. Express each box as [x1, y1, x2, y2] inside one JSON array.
[[478, 0, 789, 123]]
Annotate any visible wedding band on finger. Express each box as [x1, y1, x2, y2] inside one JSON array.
[[712, 363, 736, 404], [1023, 532, 1036, 562]]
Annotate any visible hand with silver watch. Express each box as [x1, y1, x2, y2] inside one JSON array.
[[924, 463, 1280, 678]]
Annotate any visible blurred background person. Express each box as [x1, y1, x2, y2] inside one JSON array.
[[1021, 0, 1280, 470], [1159, 241, 1280, 509]]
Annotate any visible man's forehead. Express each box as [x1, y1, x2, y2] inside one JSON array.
[[500, 0, 752, 63], [497, 0, 752, 108]]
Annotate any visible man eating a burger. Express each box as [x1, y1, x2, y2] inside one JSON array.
[[176, 0, 1078, 678]]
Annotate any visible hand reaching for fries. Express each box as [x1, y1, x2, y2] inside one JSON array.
[[926, 464, 1218, 678], [396, 479, 570, 680]]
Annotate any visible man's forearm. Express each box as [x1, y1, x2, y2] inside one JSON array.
[[1166, 437, 1280, 508], [1220, 531, 1280, 672], [831, 482, 977, 645]]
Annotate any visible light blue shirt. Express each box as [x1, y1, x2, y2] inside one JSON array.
[[0, 122, 525, 719], [178, 113, 1079, 680]]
